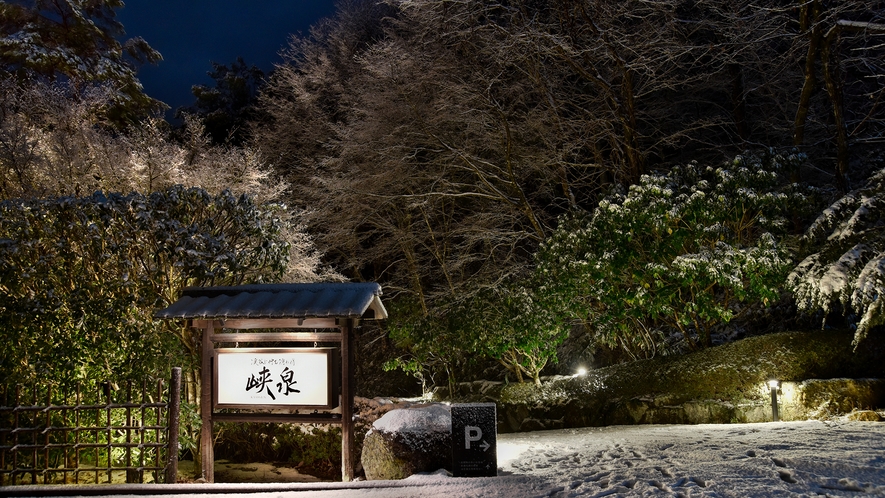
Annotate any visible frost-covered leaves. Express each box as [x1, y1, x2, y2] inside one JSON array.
[[0, 186, 292, 385], [788, 168, 885, 348], [537, 152, 808, 353]]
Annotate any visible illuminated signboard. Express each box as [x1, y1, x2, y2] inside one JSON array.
[[214, 348, 339, 409]]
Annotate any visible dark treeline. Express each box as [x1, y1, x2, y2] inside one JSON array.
[[247, 0, 884, 384]]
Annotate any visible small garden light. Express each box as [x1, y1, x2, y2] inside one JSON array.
[[576, 367, 588, 377], [768, 379, 780, 422]]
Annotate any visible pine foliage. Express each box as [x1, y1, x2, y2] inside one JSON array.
[[0, 0, 164, 125], [788, 166, 885, 348]]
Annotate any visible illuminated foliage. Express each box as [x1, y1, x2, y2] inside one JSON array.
[[536, 152, 813, 354], [0, 78, 287, 201], [386, 278, 568, 387], [0, 186, 291, 386]]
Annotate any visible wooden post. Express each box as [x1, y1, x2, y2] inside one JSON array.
[[200, 322, 215, 482], [166, 367, 181, 484], [340, 320, 355, 481]]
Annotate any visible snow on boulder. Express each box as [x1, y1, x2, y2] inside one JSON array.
[[361, 404, 452, 480], [371, 403, 451, 433]]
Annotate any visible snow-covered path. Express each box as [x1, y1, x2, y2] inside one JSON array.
[[9, 420, 883, 497], [495, 420, 885, 496]]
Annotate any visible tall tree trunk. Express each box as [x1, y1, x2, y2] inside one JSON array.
[[729, 63, 749, 143], [793, 0, 823, 156], [400, 212, 429, 315], [620, 67, 644, 184], [821, 27, 850, 193]]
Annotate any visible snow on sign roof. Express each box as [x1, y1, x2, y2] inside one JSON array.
[[154, 282, 387, 320]]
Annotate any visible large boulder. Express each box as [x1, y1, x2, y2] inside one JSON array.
[[360, 404, 452, 480]]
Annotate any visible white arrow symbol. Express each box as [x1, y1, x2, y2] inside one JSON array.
[[480, 440, 490, 452]]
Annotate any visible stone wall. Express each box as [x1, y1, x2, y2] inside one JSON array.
[[431, 330, 885, 432], [439, 377, 885, 432]]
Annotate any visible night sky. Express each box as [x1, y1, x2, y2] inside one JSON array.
[[117, 0, 337, 116]]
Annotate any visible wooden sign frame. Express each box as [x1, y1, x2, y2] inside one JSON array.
[[193, 317, 357, 482]]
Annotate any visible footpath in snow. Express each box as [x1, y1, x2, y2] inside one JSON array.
[[493, 420, 885, 497]]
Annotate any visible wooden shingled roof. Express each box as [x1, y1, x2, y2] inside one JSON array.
[[154, 282, 387, 321]]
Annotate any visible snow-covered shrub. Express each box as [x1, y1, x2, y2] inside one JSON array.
[[536, 151, 813, 354], [788, 167, 885, 348], [0, 186, 333, 385]]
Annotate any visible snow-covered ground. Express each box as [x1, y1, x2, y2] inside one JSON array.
[[492, 420, 885, 497], [307, 420, 885, 497], [352, 420, 885, 497], [9, 420, 883, 497]]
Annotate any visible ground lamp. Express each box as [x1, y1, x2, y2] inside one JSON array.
[[768, 379, 780, 422]]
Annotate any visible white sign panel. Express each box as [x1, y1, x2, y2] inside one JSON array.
[[215, 348, 336, 408]]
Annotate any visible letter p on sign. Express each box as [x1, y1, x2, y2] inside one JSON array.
[[465, 425, 482, 449]]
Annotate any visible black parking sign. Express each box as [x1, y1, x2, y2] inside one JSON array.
[[451, 402, 497, 477]]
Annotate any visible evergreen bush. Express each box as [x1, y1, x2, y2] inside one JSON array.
[[536, 151, 816, 355]]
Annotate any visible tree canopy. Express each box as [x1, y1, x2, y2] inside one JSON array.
[[177, 57, 265, 146], [0, 0, 164, 125], [0, 77, 287, 200], [250, 0, 883, 384], [2, 0, 884, 393]]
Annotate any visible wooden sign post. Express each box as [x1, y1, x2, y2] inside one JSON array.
[[155, 283, 386, 484], [196, 318, 356, 482]]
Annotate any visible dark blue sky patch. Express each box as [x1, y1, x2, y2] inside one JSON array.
[[118, 0, 336, 116]]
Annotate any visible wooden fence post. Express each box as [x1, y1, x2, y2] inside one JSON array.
[[200, 322, 214, 482], [166, 367, 181, 484], [341, 320, 355, 481]]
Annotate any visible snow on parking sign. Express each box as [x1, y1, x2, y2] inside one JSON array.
[[451, 402, 497, 477]]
